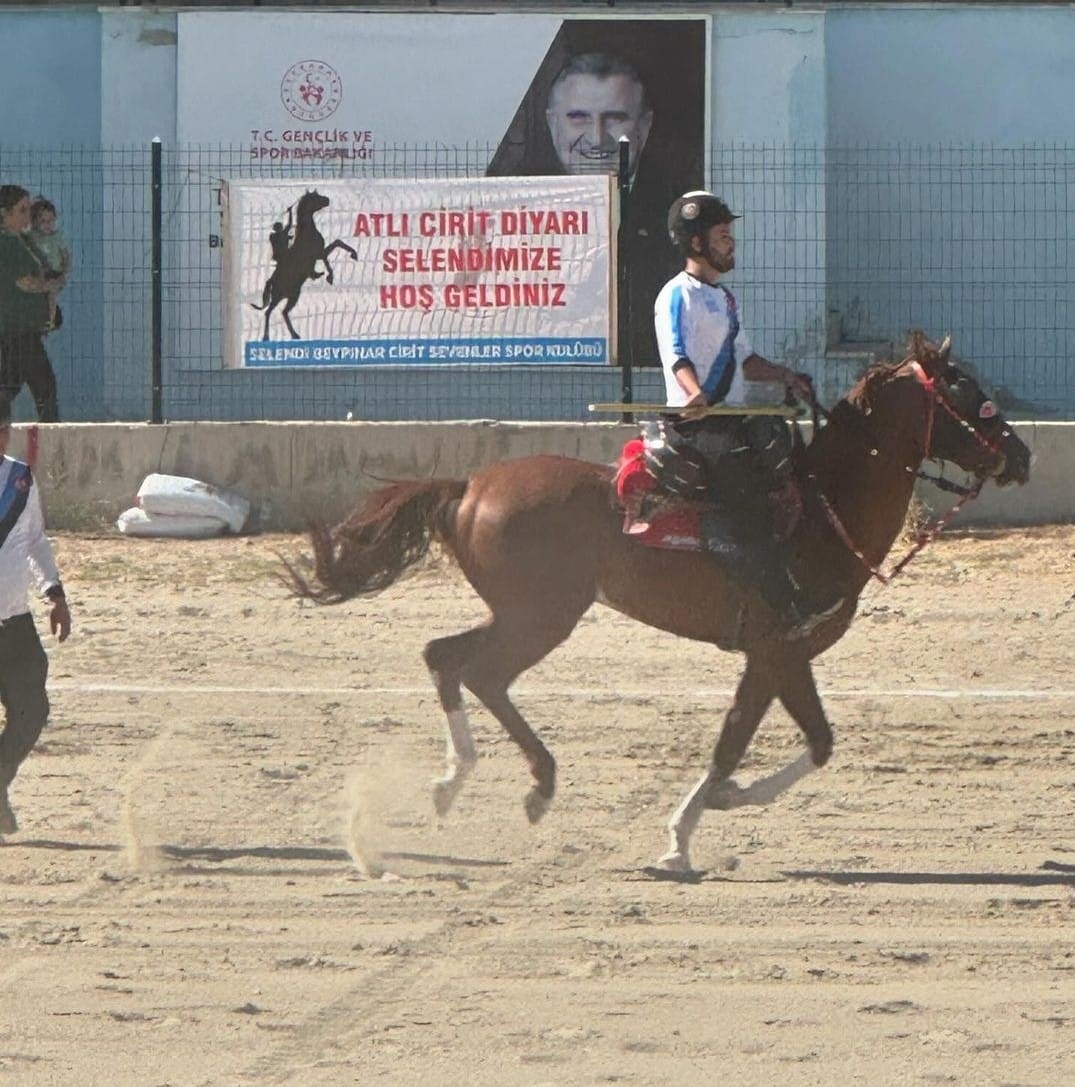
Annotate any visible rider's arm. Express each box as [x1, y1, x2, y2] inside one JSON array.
[[672, 358, 704, 403], [743, 353, 814, 402], [742, 352, 791, 384]]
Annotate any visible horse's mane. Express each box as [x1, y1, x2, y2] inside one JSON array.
[[841, 330, 952, 415], [843, 357, 905, 413], [796, 356, 910, 472]]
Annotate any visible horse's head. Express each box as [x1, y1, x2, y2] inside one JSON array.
[[910, 331, 1031, 487], [849, 331, 1031, 488], [297, 190, 331, 217]]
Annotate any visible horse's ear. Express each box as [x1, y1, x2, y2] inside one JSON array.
[[939, 333, 952, 363], [908, 329, 926, 360]]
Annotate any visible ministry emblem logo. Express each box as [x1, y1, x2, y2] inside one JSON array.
[[280, 60, 343, 122]]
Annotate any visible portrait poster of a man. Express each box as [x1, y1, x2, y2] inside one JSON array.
[[487, 19, 707, 368]]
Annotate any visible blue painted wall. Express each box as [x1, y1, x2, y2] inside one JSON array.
[[0, 10, 104, 421], [827, 7, 1075, 144], [826, 6, 1075, 414], [0, 10, 102, 146]]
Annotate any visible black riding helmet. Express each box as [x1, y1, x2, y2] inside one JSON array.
[[667, 191, 740, 257]]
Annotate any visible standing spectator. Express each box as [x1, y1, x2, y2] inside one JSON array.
[[28, 196, 70, 333], [0, 393, 71, 835], [0, 185, 60, 422]]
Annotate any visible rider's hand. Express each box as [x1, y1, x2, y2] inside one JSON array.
[[784, 370, 816, 406], [681, 392, 708, 421]]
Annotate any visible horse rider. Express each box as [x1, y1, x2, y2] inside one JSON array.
[[653, 190, 843, 637], [268, 206, 293, 263]]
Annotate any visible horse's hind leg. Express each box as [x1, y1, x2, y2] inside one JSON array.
[[423, 627, 484, 816], [262, 298, 276, 340], [464, 610, 582, 824], [658, 654, 776, 872], [424, 609, 579, 823]]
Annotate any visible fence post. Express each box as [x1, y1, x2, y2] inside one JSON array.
[[616, 135, 633, 423], [150, 137, 163, 424]]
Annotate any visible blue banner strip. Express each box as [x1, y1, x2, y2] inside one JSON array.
[[244, 337, 608, 367]]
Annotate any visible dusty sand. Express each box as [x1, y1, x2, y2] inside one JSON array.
[[1, 525, 1072, 1086]]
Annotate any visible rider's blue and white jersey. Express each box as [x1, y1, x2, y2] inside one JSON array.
[[654, 272, 754, 407]]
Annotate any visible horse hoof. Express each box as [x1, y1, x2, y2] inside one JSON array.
[[524, 789, 550, 824], [654, 850, 694, 873], [431, 780, 456, 817]]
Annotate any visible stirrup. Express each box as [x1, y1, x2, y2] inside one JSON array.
[[786, 598, 845, 641]]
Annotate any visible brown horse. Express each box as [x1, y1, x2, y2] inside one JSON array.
[[288, 332, 1031, 873]]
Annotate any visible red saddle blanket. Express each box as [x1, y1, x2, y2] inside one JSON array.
[[614, 437, 803, 552], [615, 439, 705, 552]]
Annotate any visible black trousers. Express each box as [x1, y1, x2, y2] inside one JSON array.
[[0, 613, 50, 789], [0, 332, 60, 423], [671, 414, 793, 528]]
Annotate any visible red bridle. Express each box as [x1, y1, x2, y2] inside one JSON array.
[[813, 357, 1001, 585]]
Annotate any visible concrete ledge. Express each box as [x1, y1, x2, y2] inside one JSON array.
[[10, 420, 1072, 532]]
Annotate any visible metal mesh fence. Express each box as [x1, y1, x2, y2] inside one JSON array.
[[1, 142, 1072, 421]]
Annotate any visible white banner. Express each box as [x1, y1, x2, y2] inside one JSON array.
[[223, 176, 613, 367]]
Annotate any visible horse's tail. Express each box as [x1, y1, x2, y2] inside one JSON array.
[[250, 280, 273, 311], [284, 479, 466, 604]]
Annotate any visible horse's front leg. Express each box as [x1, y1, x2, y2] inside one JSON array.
[[325, 239, 358, 261], [704, 655, 832, 810], [657, 655, 775, 873], [322, 240, 358, 284]]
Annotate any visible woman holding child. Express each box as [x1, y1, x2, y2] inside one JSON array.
[[0, 184, 60, 422]]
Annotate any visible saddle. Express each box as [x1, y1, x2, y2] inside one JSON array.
[[614, 417, 802, 552]]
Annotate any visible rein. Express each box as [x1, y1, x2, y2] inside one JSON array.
[[814, 475, 982, 586], [807, 357, 991, 585]]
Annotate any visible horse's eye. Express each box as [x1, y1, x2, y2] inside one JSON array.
[[946, 380, 978, 414], [979, 400, 997, 420]]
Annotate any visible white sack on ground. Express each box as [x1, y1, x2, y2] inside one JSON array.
[[136, 473, 250, 533], [116, 507, 228, 539]]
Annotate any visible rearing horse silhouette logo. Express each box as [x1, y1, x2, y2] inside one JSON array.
[[251, 189, 357, 340]]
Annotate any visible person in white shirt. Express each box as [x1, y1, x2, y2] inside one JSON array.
[[652, 191, 840, 638], [0, 395, 70, 834]]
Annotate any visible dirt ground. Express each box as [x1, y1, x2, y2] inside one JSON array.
[[0, 524, 1072, 1086]]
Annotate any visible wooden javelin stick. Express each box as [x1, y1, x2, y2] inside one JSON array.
[[588, 402, 802, 418]]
